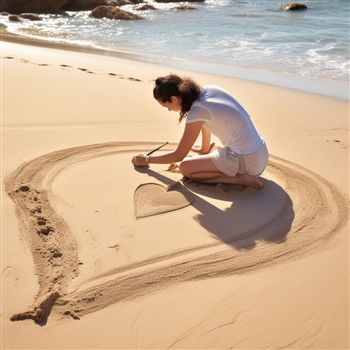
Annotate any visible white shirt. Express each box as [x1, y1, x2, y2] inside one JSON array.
[[186, 85, 263, 155]]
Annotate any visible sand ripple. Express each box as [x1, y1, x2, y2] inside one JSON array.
[[5, 142, 348, 323]]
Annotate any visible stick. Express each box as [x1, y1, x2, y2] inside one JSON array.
[[147, 142, 169, 156]]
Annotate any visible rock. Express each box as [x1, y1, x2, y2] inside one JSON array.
[[20, 13, 42, 20], [0, 0, 67, 14], [9, 14, 22, 21], [60, 0, 134, 12], [175, 6, 197, 10], [136, 4, 157, 11], [280, 3, 307, 11], [90, 5, 144, 20], [155, 0, 203, 2]]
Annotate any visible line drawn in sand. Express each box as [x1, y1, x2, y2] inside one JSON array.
[[4, 142, 348, 324]]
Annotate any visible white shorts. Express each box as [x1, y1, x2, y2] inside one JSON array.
[[211, 141, 269, 177]]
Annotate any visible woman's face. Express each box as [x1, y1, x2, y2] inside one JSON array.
[[157, 96, 182, 112]]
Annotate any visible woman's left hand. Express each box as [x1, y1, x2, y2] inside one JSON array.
[[191, 142, 215, 154], [131, 154, 149, 167]]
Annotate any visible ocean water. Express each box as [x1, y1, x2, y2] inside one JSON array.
[[2, 0, 349, 95]]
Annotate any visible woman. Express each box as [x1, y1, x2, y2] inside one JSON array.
[[131, 74, 268, 188]]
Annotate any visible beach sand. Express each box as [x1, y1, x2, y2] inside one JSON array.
[[1, 32, 349, 349]]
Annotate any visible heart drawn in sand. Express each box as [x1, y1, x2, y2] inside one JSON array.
[[134, 183, 194, 219]]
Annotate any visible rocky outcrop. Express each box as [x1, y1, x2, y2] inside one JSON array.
[[280, 3, 307, 11], [0, 0, 67, 14], [60, 0, 135, 11], [90, 5, 144, 19], [0, 0, 145, 14], [1, 12, 42, 21]]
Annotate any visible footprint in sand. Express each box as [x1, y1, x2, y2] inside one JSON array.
[[60, 64, 72, 70], [107, 226, 132, 251], [128, 77, 141, 82], [326, 139, 348, 149], [2, 266, 19, 285], [78, 67, 94, 74], [120, 225, 132, 239], [309, 128, 349, 149]]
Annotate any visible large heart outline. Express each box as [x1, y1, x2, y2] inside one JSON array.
[[134, 183, 194, 219], [4, 142, 347, 323]]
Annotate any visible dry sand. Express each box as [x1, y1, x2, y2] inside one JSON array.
[[1, 32, 349, 349]]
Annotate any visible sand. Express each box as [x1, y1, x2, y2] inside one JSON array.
[[1, 32, 349, 349]]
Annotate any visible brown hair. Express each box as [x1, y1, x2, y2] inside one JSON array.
[[153, 74, 201, 122]]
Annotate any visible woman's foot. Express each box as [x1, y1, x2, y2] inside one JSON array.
[[236, 174, 263, 188]]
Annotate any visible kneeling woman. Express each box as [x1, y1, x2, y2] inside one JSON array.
[[131, 74, 268, 189]]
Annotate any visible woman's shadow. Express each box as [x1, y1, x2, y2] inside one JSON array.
[[135, 167, 294, 251]]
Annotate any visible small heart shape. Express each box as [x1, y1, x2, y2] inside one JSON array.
[[134, 183, 194, 219]]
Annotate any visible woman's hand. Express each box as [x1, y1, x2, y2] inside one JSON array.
[[191, 142, 215, 154], [131, 154, 149, 167]]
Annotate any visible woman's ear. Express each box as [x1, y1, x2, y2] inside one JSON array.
[[170, 96, 178, 103]]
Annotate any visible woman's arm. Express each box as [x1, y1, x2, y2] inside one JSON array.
[[191, 126, 215, 154], [132, 121, 204, 167]]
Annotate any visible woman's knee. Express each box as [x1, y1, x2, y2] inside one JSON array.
[[179, 160, 192, 177]]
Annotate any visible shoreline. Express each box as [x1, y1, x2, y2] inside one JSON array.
[[1, 28, 349, 101]]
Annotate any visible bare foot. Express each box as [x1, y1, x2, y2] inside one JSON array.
[[236, 174, 263, 188]]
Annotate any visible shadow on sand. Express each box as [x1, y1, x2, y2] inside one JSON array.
[[135, 167, 294, 251]]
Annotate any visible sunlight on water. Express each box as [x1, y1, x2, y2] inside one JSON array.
[[1, 0, 349, 82]]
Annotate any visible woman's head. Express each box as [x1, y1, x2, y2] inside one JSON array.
[[153, 74, 201, 122]]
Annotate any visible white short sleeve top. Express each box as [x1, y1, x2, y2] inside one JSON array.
[[186, 85, 263, 154]]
